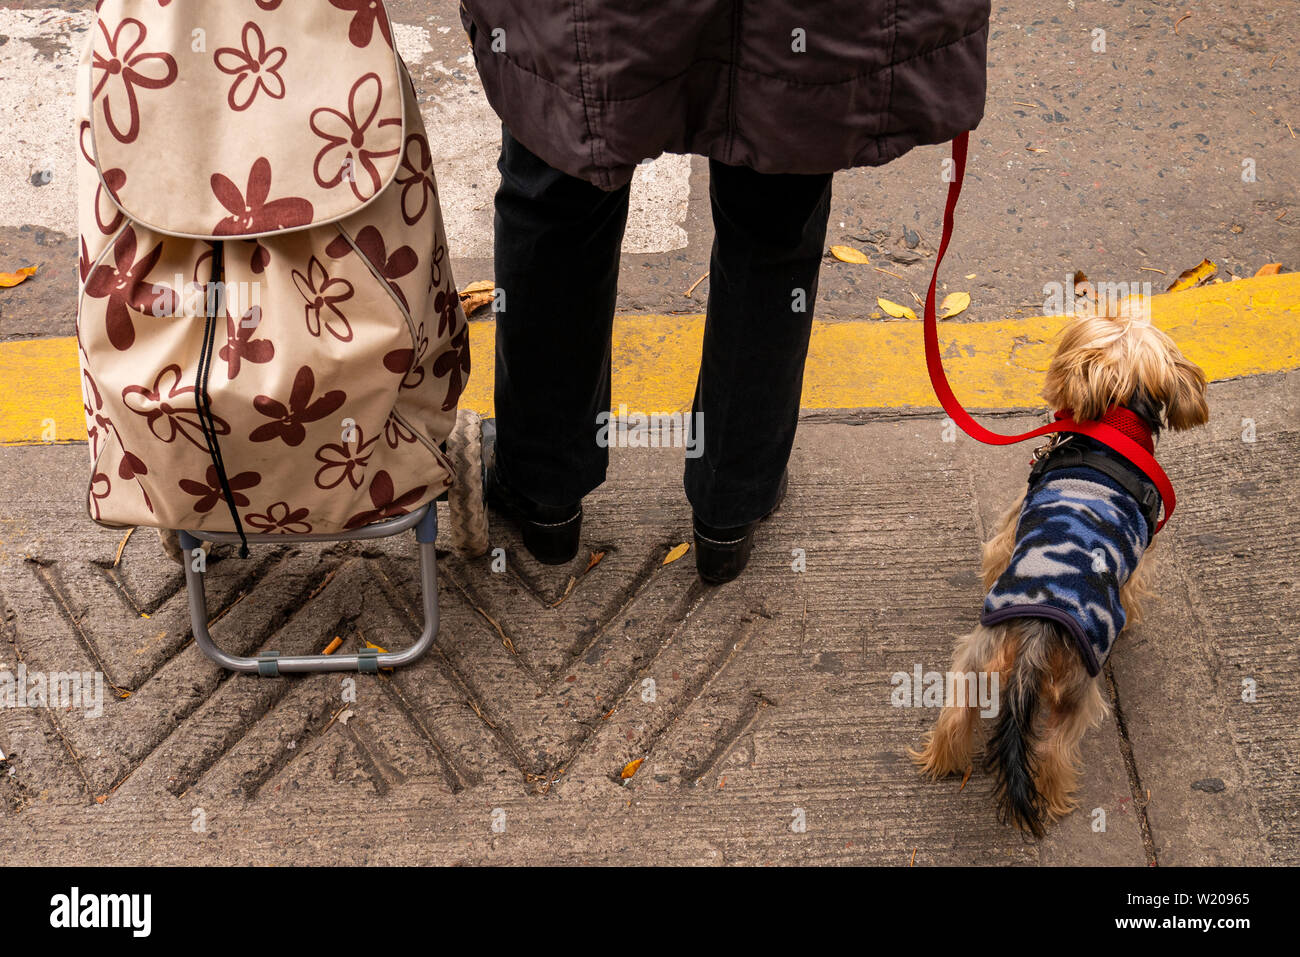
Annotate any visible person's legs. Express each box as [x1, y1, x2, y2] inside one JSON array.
[[685, 162, 833, 529], [492, 123, 630, 508]]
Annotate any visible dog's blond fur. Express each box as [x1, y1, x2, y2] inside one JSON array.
[[910, 302, 1209, 834]]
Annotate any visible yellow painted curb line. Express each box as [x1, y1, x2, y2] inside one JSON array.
[[3, 273, 1298, 446], [0, 336, 82, 446]]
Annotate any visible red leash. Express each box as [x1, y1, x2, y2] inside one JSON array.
[[922, 131, 1176, 533]]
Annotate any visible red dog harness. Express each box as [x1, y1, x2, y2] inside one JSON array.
[[923, 131, 1176, 533]]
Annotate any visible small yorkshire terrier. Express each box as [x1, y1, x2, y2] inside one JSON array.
[[910, 301, 1210, 836]]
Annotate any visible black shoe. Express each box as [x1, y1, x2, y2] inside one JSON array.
[[484, 459, 583, 565], [692, 472, 789, 585]]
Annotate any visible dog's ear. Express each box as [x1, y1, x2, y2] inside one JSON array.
[[1162, 354, 1210, 431]]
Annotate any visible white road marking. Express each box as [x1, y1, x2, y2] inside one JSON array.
[[626, 154, 691, 253], [419, 50, 690, 259], [392, 22, 434, 64], [3, 12, 690, 262], [0, 10, 92, 233]]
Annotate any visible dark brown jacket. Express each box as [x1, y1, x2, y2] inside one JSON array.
[[460, 1, 990, 190]]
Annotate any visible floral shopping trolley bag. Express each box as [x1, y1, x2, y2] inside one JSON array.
[[75, 0, 469, 544]]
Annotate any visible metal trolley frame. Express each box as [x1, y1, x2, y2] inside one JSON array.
[[175, 503, 440, 676]]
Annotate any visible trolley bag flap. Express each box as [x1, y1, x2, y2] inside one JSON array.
[[85, 0, 406, 239]]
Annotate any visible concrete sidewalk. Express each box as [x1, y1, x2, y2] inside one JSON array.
[[2, 370, 1295, 865], [2, 0, 1297, 866]]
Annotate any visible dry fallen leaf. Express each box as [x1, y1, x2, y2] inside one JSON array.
[[662, 542, 690, 566], [473, 607, 517, 655], [113, 527, 135, 567], [877, 297, 917, 320], [458, 280, 495, 316], [621, 758, 644, 780], [584, 550, 606, 573], [685, 271, 710, 297], [548, 576, 577, 608], [1167, 258, 1217, 292], [461, 293, 493, 315], [939, 291, 971, 319], [830, 244, 870, 264], [321, 705, 352, 734], [1254, 263, 1282, 276], [0, 266, 37, 288]]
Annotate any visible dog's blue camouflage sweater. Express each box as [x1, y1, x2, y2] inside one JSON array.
[[980, 465, 1151, 676]]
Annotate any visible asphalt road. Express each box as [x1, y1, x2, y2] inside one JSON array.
[[0, 0, 1296, 339]]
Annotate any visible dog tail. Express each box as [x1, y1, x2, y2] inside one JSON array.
[[985, 623, 1051, 837]]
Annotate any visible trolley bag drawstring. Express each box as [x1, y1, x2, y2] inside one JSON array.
[[920, 130, 1177, 534], [194, 241, 251, 557]]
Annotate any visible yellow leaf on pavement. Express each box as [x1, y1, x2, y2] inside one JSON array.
[[939, 291, 971, 319], [621, 758, 644, 779], [877, 297, 917, 320], [662, 542, 690, 565], [363, 638, 394, 671], [1254, 263, 1282, 276], [0, 266, 37, 288], [830, 245, 870, 264], [1167, 259, 1217, 292]]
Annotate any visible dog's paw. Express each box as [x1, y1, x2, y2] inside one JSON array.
[[907, 738, 965, 780]]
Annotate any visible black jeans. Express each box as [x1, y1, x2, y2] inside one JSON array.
[[492, 124, 832, 528]]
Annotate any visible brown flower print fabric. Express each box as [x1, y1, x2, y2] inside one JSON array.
[[76, 0, 466, 535], [249, 365, 347, 448], [82, 226, 177, 350], [219, 305, 275, 380], [180, 466, 261, 514], [310, 73, 403, 202], [90, 16, 177, 145], [214, 22, 287, 113], [212, 157, 315, 235], [83, 0, 406, 237], [331, 0, 395, 50], [293, 256, 355, 342]]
